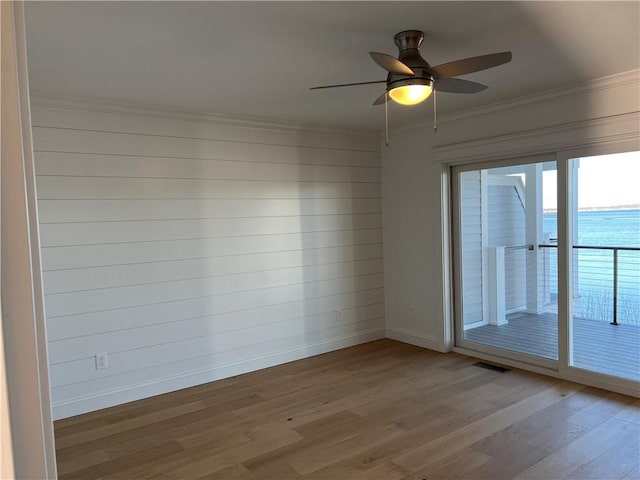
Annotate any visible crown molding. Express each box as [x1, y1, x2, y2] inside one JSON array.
[[29, 94, 378, 138], [391, 69, 640, 136], [433, 111, 640, 164], [29, 69, 639, 140]]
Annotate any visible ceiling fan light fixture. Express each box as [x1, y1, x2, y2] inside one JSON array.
[[388, 84, 433, 105]]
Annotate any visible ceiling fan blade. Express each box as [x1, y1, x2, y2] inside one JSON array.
[[430, 51, 512, 79], [435, 77, 488, 94], [309, 80, 386, 90], [372, 91, 389, 105], [370, 52, 415, 76]]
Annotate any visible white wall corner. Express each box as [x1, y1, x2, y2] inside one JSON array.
[[385, 328, 449, 353]]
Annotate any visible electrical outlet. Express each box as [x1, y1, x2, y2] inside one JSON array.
[[336, 309, 344, 322], [96, 353, 108, 370], [409, 305, 416, 318]]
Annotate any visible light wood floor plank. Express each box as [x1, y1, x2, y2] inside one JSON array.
[[514, 418, 637, 479], [392, 381, 586, 471]]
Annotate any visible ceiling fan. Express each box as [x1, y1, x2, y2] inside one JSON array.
[[310, 30, 512, 108]]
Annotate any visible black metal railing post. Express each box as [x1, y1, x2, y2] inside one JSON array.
[[538, 243, 639, 326], [611, 249, 619, 326]]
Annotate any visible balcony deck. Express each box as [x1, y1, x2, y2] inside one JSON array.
[[464, 312, 640, 381]]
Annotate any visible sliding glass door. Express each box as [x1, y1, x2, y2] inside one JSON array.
[[454, 158, 558, 367], [453, 150, 639, 385], [567, 153, 640, 381]]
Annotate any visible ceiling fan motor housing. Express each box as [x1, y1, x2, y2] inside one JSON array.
[[387, 30, 433, 91]]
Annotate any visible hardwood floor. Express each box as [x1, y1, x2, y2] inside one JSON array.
[[53, 339, 640, 479]]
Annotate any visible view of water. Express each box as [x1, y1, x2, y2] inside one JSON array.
[[544, 209, 640, 247], [543, 209, 640, 324]]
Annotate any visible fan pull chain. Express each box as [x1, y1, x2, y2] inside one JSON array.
[[433, 86, 438, 133], [384, 91, 389, 146]]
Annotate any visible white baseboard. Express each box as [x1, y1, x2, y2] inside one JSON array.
[[385, 328, 448, 353], [52, 329, 385, 420]]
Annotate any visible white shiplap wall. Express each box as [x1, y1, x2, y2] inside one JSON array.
[[460, 170, 483, 326], [31, 105, 385, 419]]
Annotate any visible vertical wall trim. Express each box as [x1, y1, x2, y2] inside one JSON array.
[[13, 3, 57, 475], [440, 164, 453, 351], [0, 1, 57, 478]]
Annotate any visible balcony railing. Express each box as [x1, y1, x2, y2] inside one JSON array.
[[539, 244, 640, 326]]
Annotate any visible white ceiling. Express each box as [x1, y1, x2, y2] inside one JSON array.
[[24, 1, 639, 131]]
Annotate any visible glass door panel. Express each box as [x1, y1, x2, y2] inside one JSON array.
[[457, 160, 558, 361], [569, 152, 640, 381]]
